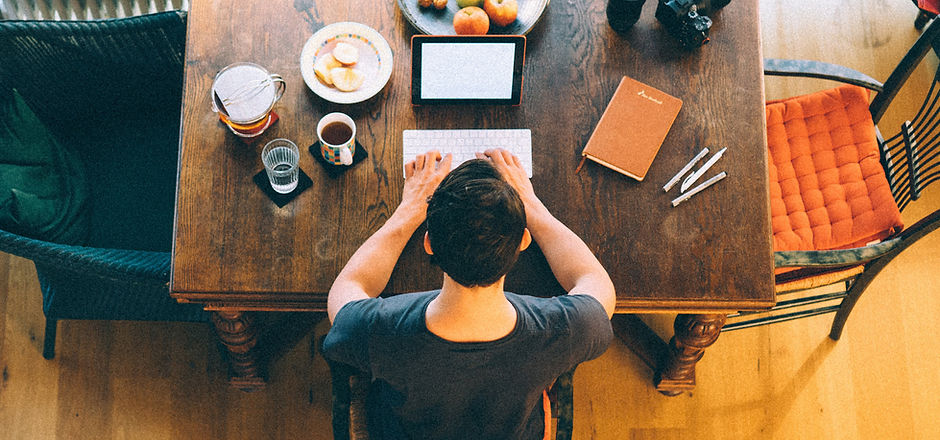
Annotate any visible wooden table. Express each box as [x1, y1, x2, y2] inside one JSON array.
[[171, 0, 774, 394]]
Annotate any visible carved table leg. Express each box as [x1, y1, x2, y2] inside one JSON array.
[[654, 314, 726, 396], [211, 311, 266, 391]]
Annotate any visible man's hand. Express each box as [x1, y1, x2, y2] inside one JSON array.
[[477, 149, 547, 221], [399, 151, 453, 226], [477, 149, 534, 197]]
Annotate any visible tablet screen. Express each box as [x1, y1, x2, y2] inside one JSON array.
[[412, 35, 525, 105]]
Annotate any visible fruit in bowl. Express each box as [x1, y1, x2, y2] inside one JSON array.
[[419, 0, 448, 9], [330, 67, 365, 92], [456, 0, 484, 7], [453, 6, 490, 35], [483, 0, 518, 27], [313, 53, 341, 85], [313, 43, 366, 92]]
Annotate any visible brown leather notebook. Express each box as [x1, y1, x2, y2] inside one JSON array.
[[576, 76, 682, 180]]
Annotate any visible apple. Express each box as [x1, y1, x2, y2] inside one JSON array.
[[453, 6, 490, 35], [457, 0, 484, 8], [313, 53, 341, 85], [483, 0, 517, 27]]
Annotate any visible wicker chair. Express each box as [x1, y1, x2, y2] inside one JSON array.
[[0, 11, 209, 359], [0, 0, 189, 20], [723, 18, 940, 338]]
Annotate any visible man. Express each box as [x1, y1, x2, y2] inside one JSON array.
[[322, 149, 615, 439]]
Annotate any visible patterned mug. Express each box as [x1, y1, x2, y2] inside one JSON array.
[[316, 112, 356, 165]]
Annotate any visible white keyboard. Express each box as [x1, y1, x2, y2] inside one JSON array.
[[402, 129, 532, 178]]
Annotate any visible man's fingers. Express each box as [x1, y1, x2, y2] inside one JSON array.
[[419, 151, 443, 176], [484, 148, 522, 170], [439, 153, 453, 173], [510, 153, 522, 167], [405, 161, 416, 178], [483, 148, 507, 166]]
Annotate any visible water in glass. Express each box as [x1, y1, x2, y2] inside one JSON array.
[[262, 139, 300, 194]]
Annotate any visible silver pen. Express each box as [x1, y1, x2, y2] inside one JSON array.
[[663, 147, 709, 192], [671, 171, 728, 207], [680, 147, 727, 193]]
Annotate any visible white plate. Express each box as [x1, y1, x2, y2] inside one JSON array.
[[300, 22, 394, 104]]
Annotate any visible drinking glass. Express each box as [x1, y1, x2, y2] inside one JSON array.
[[262, 138, 300, 194]]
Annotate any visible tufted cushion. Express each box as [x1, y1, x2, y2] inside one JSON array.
[[766, 84, 903, 253]]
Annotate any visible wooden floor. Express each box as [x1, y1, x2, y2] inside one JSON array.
[[2, 1, 939, 438]]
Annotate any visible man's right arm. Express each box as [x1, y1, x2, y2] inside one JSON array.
[[481, 149, 616, 318]]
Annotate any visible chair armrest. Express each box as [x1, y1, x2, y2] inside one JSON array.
[[764, 58, 884, 92], [774, 239, 901, 268], [0, 229, 169, 283], [775, 209, 940, 268]]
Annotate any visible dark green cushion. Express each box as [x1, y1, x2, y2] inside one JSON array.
[[0, 88, 88, 244]]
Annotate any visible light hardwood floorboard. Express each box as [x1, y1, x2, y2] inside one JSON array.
[[2, 1, 939, 438]]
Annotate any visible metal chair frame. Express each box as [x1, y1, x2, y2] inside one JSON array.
[[723, 18, 940, 339]]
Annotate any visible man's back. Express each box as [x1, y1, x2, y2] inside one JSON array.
[[325, 151, 616, 438], [323, 291, 612, 439]]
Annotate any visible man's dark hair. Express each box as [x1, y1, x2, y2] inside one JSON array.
[[426, 159, 527, 287]]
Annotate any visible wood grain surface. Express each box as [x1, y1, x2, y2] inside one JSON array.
[[171, 0, 773, 313]]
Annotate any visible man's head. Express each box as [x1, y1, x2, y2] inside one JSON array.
[[425, 159, 528, 287]]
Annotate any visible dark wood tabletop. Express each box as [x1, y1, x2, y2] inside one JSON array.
[[170, 0, 774, 391]]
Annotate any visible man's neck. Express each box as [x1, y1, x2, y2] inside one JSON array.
[[425, 275, 518, 343]]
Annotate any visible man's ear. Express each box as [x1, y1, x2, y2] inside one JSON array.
[[424, 231, 434, 255], [519, 228, 532, 252]]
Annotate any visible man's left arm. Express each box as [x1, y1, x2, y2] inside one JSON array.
[[327, 151, 452, 323]]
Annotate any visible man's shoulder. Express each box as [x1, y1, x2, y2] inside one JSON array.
[[333, 290, 439, 328], [505, 292, 611, 334], [323, 290, 440, 364], [505, 292, 613, 362], [506, 292, 608, 317]]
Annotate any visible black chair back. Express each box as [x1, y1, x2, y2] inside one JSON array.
[[871, 18, 940, 210]]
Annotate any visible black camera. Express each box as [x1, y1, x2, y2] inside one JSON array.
[[655, 0, 730, 49]]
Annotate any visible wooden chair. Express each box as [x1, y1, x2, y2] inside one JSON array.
[[0, 12, 209, 359], [722, 18, 940, 339], [321, 334, 575, 440]]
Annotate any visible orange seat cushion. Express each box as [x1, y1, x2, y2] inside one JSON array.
[[766, 84, 903, 253]]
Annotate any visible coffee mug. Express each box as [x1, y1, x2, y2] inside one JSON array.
[[317, 112, 356, 165]]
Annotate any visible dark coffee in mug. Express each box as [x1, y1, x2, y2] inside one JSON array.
[[321, 121, 353, 145]]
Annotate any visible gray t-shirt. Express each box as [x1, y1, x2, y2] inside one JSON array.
[[322, 290, 612, 439]]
